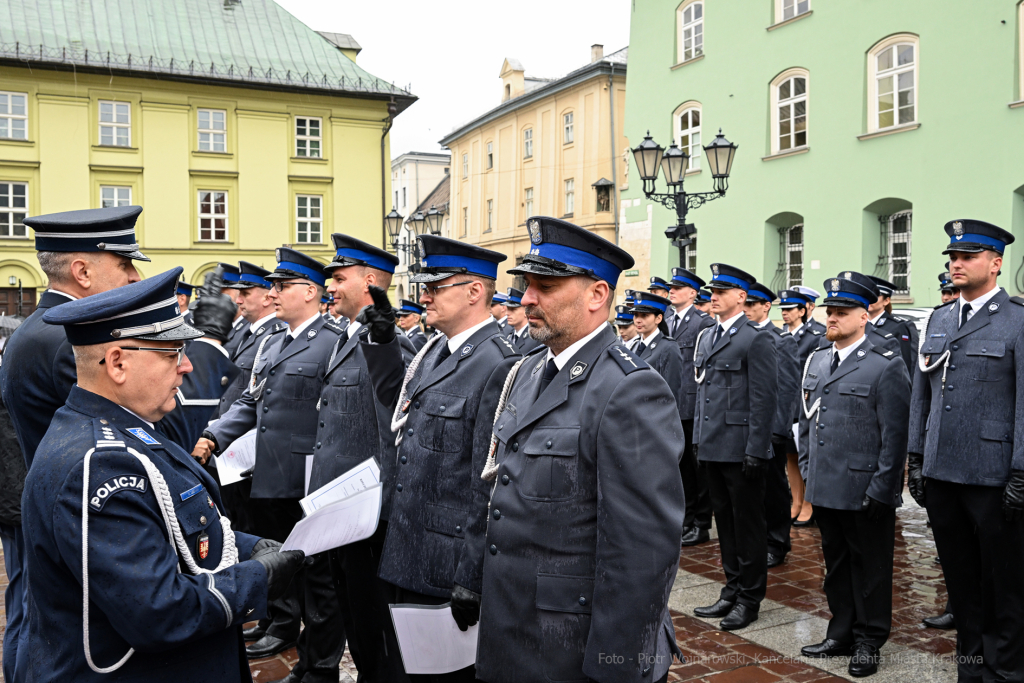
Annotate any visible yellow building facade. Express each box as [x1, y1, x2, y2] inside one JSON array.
[[440, 46, 627, 293]]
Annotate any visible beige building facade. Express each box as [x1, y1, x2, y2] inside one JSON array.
[[440, 45, 628, 293]]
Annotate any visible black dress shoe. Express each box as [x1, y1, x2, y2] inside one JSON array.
[[720, 603, 758, 630], [694, 599, 735, 618], [246, 634, 297, 659], [681, 527, 711, 546], [793, 512, 816, 527], [848, 643, 880, 677], [767, 552, 786, 568], [800, 638, 854, 657], [268, 674, 302, 683], [242, 624, 266, 642], [922, 612, 956, 630]]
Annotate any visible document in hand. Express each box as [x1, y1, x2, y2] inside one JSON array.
[[281, 484, 381, 555], [300, 457, 381, 516], [215, 429, 256, 486], [389, 603, 479, 674]]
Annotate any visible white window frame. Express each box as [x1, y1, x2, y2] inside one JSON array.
[[0, 91, 28, 140], [770, 69, 809, 154], [486, 199, 493, 232], [0, 182, 28, 239], [462, 153, 469, 179], [295, 116, 322, 158], [676, 0, 704, 64], [775, 0, 810, 24], [100, 186, 132, 208], [197, 108, 226, 153], [99, 100, 131, 147], [525, 187, 534, 217], [296, 194, 322, 244], [198, 190, 229, 242], [672, 102, 702, 171], [880, 211, 912, 294], [523, 128, 533, 159], [462, 206, 469, 236], [564, 178, 575, 215], [868, 34, 919, 133], [780, 223, 804, 287], [486, 141, 494, 169], [563, 112, 574, 145]]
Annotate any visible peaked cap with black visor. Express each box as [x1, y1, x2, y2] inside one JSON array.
[[25, 205, 150, 261], [230, 261, 273, 290], [325, 233, 400, 274], [706, 263, 756, 291], [509, 216, 633, 287], [942, 219, 1014, 255], [265, 247, 327, 284], [411, 234, 506, 283], [821, 275, 878, 310]]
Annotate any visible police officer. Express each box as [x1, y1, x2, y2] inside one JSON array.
[[744, 283, 800, 567], [834, 273, 905, 362], [503, 287, 541, 353], [474, 216, 685, 683], [24, 267, 304, 682], [396, 298, 429, 351], [218, 262, 248, 357], [861, 276, 918, 373], [666, 267, 717, 547], [938, 269, 960, 305], [695, 288, 713, 314], [908, 219, 1024, 683], [797, 275, 910, 677], [792, 285, 827, 337], [621, 290, 641, 350], [177, 281, 195, 326], [649, 275, 672, 296], [613, 304, 637, 345], [195, 248, 346, 680], [779, 290, 825, 364], [631, 291, 686, 417], [693, 264, 778, 630], [359, 235, 520, 682], [490, 291, 509, 330]]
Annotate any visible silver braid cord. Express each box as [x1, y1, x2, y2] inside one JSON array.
[[248, 333, 275, 400], [390, 333, 445, 447], [916, 308, 948, 375], [481, 357, 529, 482], [800, 348, 823, 419], [693, 326, 711, 384]]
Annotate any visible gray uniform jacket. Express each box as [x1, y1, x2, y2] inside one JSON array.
[[789, 323, 828, 365], [798, 339, 911, 510], [223, 316, 247, 357], [638, 331, 686, 420], [361, 321, 520, 597], [909, 291, 1024, 486], [213, 320, 287, 419], [477, 326, 685, 683], [508, 326, 543, 354], [405, 326, 428, 352], [868, 312, 916, 374], [763, 324, 801, 438], [693, 320, 778, 461], [209, 317, 344, 499], [668, 307, 717, 423]]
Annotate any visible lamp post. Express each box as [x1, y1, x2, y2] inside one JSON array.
[[631, 128, 738, 267], [384, 205, 445, 269]]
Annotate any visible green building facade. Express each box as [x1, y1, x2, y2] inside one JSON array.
[[621, 0, 1024, 308]]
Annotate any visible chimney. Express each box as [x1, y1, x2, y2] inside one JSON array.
[[591, 44, 604, 63]]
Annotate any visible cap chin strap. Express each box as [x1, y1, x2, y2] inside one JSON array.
[[96, 242, 142, 253]]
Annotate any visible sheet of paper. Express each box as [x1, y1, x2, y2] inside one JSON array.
[[300, 458, 381, 516], [304, 455, 314, 497], [389, 603, 478, 674], [281, 484, 381, 555], [214, 429, 256, 487]]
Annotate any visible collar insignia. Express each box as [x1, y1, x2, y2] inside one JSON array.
[[729, 327, 737, 335], [830, 279, 840, 292], [989, 303, 999, 312], [256, 327, 265, 336], [528, 219, 543, 245], [857, 349, 865, 357], [461, 344, 473, 356], [126, 427, 159, 445], [953, 221, 964, 236], [308, 329, 317, 339], [570, 361, 587, 378]]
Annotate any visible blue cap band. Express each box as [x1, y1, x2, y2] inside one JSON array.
[[422, 254, 499, 280], [948, 233, 1006, 251], [650, 282, 669, 291], [398, 305, 421, 314], [633, 299, 669, 314], [747, 290, 772, 303], [825, 290, 871, 308], [779, 296, 807, 306], [239, 273, 271, 288], [710, 274, 750, 291], [670, 275, 702, 290], [530, 243, 620, 287], [277, 260, 325, 283], [176, 285, 192, 296], [334, 247, 397, 274], [221, 271, 240, 283]]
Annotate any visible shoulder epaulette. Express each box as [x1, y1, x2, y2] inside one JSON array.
[[810, 329, 822, 335], [1010, 296, 1024, 307], [872, 345, 897, 359], [492, 334, 520, 358], [93, 419, 126, 449], [881, 332, 894, 339], [322, 321, 345, 335], [607, 344, 648, 374]]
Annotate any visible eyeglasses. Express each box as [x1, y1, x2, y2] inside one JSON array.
[[419, 281, 473, 297], [99, 345, 187, 366], [272, 281, 311, 293]]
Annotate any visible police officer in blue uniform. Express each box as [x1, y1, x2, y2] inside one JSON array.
[[24, 266, 304, 683], [218, 263, 247, 357], [693, 264, 778, 630], [503, 288, 542, 354], [695, 288, 713, 314], [358, 235, 520, 682], [908, 219, 1024, 683], [792, 286, 827, 337], [197, 248, 346, 681], [631, 291, 686, 418], [666, 267, 717, 547], [474, 216, 685, 683], [796, 275, 910, 677], [613, 304, 637, 345], [649, 275, 672, 296], [490, 291, 509, 331], [865, 276, 918, 374], [396, 298, 429, 351], [177, 281, 195, 326], [833, 273, 904, 362], [744, 283, 800, 567], [938, 269, 960, 305], [779, 290, 826, 364]]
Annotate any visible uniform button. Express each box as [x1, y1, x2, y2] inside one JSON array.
[[341, 376, 346, 382], [261, 426, 266, 433], [818, 440, 824, 446], [221, 376, 229, 386], [320, 421, 325, 427], [200, 515, 207, 525], [642, 666, 651, 677], [949, 365, 956, 371], [297, 367, 302, 372], [947, 385, 954, 391], [266, 388, 272, 395], [512, 442, 519, 452], [821, 407, 827, 412], [407, 429, 414, 436], [501, 474, 510, 485], [705, 416, 709, 421], [414, 401, 420, 409], [316, 441, 321, 448], [455, 525, 462, 533], [952, 344, 959, 351], [400, 455, 407, 464], [706, 398, 710, 403], [945, 405, 952, 411], [981, 348, 987, 353], [270, 369, 276, 376], [724, 364, 730, 369], [819, 424, 825, 430], [489, 545, 497, 555], [498, 425, 503, 431], [823, 388, 829, 394], [440, 405, 446, 412], [397, 483, 403, 492], [578, 596, 587, 606], [321, 399, 327, 406], [263, 406, 269, 413], [492, 509, 501, 520], [546, 440, 553, 449]]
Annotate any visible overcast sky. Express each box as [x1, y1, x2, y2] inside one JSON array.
[[275, 0, 631, 158]]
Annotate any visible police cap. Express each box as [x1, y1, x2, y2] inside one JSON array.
[[707, 263, 755, 291], [505, 288, 525, 308], [777, 289, 811, 309], [630, 291, 670, 315], [232, 261, 273, 290], [397, 299, 425, 316], [649, 277, 671, 293], [614, 305, 634, 325], [509, 216, 633, 288], [25, 205, 149, 262], [837, 271, 881, 299], [822, 275, 878, 310], [943, 219, 1014, 255], [670, 268, 705, 291], [326, 233, 400, 274], [412, 235, 506, 283], [266, 247, 326, 284], [746, 283, 776, 303]]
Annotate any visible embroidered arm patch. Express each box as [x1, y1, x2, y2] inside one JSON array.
[[90, 475, 149, 511]]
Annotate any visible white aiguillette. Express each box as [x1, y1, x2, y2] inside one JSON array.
[[389, 603, 479, 674], [281, 458, 383, 555]]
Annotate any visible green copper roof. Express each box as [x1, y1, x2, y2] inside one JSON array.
[[0, 0, 414, 108]]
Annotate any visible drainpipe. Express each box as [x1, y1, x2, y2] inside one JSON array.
[[608, 64, 620, 246], [381, 100, 398, 249]]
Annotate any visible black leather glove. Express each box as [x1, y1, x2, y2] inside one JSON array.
[[742, 455, 766, 480], [450, 583, 481, 632], [863, 496, 890, 522], [907, 452, 926, 506], [251, 540, 305, 601], [771, 434, 786, 446], [356, 285, 397, 344], [1003, 470, 1024, 522], [192, 267, 239, 343], [692, 444, 699, 462], [201, 429, 220, 454], [239, 467, 254, 480]]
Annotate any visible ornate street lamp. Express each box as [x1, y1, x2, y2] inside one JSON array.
[[407, 210, 426, 238], [385, 208, 405, 249], [424, 205, 444, 236]]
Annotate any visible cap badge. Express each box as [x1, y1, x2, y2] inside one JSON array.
[[570, 361, 587, 378], [174, 305, 180, 315], [461, 343, 473, 357], [307, 329, 317, 339], [953, 221, 964, 237], [712, 265, 719, 277], [275, 248, 283, 262], [830, 279, 840, 292], [528, 219, 543, 245], [843, 272, 852, 279]]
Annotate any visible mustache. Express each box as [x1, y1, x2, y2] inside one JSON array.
[[524, 305, 545, 321]]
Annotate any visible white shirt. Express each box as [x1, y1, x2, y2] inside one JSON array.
[[249, 312, 278, 334], [671, 304, 693, 323], [754, 319, 771, 329], [959, 285, 1002, 324], [831, 334, 867, 367], [868, 311, 885, 326], [288, 313, 322, 340], [639, 328, 661, 344], [785, 322, 804, 336], [495, 316, 508, 327], [346, 320, 363, 338], [120, 406, 155, 429], [446, 316, 495, 355], [46, 288, 78, 301], [717, 311, 747, 337], [546, 323, 607, 371]]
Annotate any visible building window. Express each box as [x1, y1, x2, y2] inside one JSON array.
[[486, 199, 493, 232], [197, 109, 226, 152], [525, 187, 534, 217], [394, 190, 399, 208], [777, 0, 810, 22], [772, 70, 808, 153], [869, 35, 918, 131], [295, 116, 322, 157], [774, 224, 803, 287], [677, 1, 704, 63], [0, 182, 27, 238], [462, 153, 469, 178], [673, 104, 702, 171], [462, 207, 469, 236], [0, 92, 27, 140], [402, 187, 407, 208], [879, 211, 912, 294], [296, 195, 322, 244], [100, 186, 131, 208], [564, 178, 575, 215], [563, 112, 574, 144], [523, 129, 533, 159], [683, 237, 697, 271], [198, 191, 228, 241], [99, 101, 131, 147], [486, 142, 494, 169]]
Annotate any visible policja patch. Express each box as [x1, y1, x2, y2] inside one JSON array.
[[89, 475, 148, 511]]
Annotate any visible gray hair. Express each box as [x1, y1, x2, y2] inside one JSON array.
[[36, 251, 77, 287]]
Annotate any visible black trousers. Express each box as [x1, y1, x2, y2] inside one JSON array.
[[926, 479, 1024, 683], [328, 522, 409, 683], [392, 586, 476, 683], [815, 505, 895, 649], [681, 419, 713, 530], [249, 498, 346, 683], [705, 461, 767, 609], [765, 440, 793, 557]]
